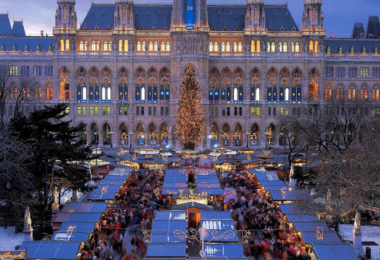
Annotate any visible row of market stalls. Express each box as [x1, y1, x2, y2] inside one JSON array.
[[20, 166, 134, 260], [248, 167, 358, 260], [144, 210, 247, 260], [161, 168, 224, 206]]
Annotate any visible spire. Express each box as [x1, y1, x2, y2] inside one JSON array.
[[54, 0, 77, 33], [302, 0, 325, 35], [244, 0, 266, 35], [113, 0, 135, 34]]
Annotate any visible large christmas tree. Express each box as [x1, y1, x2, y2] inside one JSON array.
[[174, 65, 207, 150]]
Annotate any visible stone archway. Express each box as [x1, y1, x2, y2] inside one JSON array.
[[221, 123, 230, 146], [148, 123, 158, 146], [102, 123, 111, 145], [90, 123, 99, 145], [119, 123, 128, 146], [136, 123, 145, 146]]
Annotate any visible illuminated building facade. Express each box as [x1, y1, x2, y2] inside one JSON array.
[[1, 0, 380, 149]]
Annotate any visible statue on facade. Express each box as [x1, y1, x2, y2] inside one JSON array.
[[24, 207, 32, 230], [262, 41, 266, 52], [354, 209, 361, 231], [199, 39, 203, 52], [193, 39, 197, 53], [113, 42, 117, 51], [183, 38, 187, 52], [177, 39, 180, 52], [54, 41, 59, 51], [145, 42, 148, 52], [320, 42, 326, 52], [86, 42, 90, 52], [219, 43, 223, 53]]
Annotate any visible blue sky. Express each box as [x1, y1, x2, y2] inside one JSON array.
[[2, 0, 380, 37]]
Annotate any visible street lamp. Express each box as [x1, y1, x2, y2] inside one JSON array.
[[265, 130, 270, 147], [128, 130, 134, 149], [109, 129, 114, 148], [245, 131, 250, 148]]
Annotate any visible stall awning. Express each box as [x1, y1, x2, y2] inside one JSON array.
[[66, 213, 102, 223], [155, 211, 187, 221], [203, 244, 245, 258], [268, 189, 309, 201], [52, 232, 90, 242], [293, 221, 329, 233], [88, 192, 116, 201], [201, 220, 235, 230], [313, 244, 357, 260], [146, 243, 186, 258], [200, 211, 232, 220], [20, 241, 81, 260], [300, 231, 342, 245], [151, 220, 187, 234], [59, 222, 96, 233], [61, 202, 108, 213], [149, 234, 186, 243]]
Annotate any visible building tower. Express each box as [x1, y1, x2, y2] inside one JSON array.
[[245, 0, 266, 33], [114, 0, 135, 35], [302, 0, 325, 35], [54, 0, 77, 51], [172, 0, 208, 30]]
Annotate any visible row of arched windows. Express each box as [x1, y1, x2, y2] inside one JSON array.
[[59, 66, 171, 103], [209, 42, 244, 53], [325, 84, 380, 102], [209, 67, 305, 104], [79, 41, 114, 52], [135, 67, 170, 103], [267, 42, 301, 53], [9, 86, 52, 100], [136, 41, 170, 52]]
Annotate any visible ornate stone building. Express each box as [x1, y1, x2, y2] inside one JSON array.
[[1, 0, 380, 149]]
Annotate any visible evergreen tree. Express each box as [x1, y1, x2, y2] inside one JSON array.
[[9, 104, 91, 236], [174, 65, 207, 150]]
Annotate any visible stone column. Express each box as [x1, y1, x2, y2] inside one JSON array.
[[23, 228, 33, 242], [353, 229, 363, 255]]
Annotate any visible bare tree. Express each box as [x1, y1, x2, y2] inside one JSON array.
[[296, 119, 380, 220], [291, 99, 371, 155], [278, 119, 308, 167], [0, 65, 11, 130], [0, 128, 34, 229], [0, 64, 40, 129]]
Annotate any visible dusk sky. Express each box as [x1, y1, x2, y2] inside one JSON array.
[[2, 0, 380, 37]]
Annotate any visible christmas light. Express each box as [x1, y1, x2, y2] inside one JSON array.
[[174, 64, 207, 150]]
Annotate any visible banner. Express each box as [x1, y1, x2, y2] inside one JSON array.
[[0, 251, 26, 259], [185, 0, 195, 26]]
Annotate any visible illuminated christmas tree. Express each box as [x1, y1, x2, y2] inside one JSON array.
[[174, 65, 207, 150]]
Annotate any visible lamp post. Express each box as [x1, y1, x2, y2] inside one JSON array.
[[83, 131, 87, 144], [245, 131, 250, 148], [128, 130, 134, 149], [265, 130, 270, 148], [109, 129, 114, 148]]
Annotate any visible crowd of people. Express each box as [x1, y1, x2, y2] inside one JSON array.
[[76, 155, 316, 260], [77, 168, 171, 260], [217, 168, 313, 260]]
